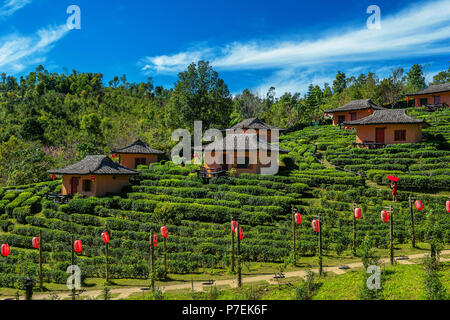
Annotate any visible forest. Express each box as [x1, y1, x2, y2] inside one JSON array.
[[0, 61, 449, 186]]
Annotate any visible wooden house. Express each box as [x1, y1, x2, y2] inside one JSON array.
[[324, 99, 386, 125], [201, 118, 289, 175], [112, 139, 165, 169], [48, 155, 139, 197], [406, 83, 450, 108], [343, 109, 430, 148]]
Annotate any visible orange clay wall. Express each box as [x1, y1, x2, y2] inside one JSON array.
[[355, 124, 423, 144], [119, 154, 158, 169], [413, 92, 450, 107], [331, 109, 373, 125], [204, 150, 273, 175], [61, 175, 130, 197]]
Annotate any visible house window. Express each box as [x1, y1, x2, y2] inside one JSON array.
[[338, 115, 345, 124], [134, 157, 146, 168], [420, 98, 428, 106], [82, 180, 92, 192], [350, 112, 357, 121], [236, 157, 249, 169], [394, 130, 406, 141], [434, 95, 440, 104]]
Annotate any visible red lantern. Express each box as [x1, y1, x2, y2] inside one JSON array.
[[294, 212, 302, 224], [231, 220, 237, 233], [415, 200, 424, 211], [1, 244, 10, 257], [354, 208, 362, 219], [32, 237, 40, 249], [368, 109, 373, 114], [239, 227, 244, 240], [90, 175, 96, 181], [324, 113, 329, 117], [446, 200, 450, 213], [381, 210, 389, 223], [102, 232, 110, 244], [51, 174, 56, 180], [345, 126, 350, 130], [406, 97, 410, 101], [74, 240, 83, 253], [152, 234, 158, 247], [161, 226, 169, 238], [312, 219, 319, 232]]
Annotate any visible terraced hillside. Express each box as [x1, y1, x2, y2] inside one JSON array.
[[0, 108, 448, 290]]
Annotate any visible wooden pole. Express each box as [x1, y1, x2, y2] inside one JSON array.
[[352, 202, 356, 255], [231, 218, 235, 272], [292, 207, 296, 266], [105, 224, 109, 283], [71, 235, 75, 300], [236, 221, 241, 288], [389, 205, 394, 265], [39, 230, 43, 289], [163, 236, 167, 274], [150, 231, 155, 291], [408, 194, 416, 248], [318, 215, 323, 276]]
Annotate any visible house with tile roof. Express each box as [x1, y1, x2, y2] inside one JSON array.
[[48, 155, 139, 197], [324, 99, 386, 125], [406, 83, 450, 108], [343, 109, 430, 147], [112, 139, 165, 169]]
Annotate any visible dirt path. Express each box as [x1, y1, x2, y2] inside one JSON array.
[[8, 250, 448, 300]]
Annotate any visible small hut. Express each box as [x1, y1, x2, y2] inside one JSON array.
[[112, 139, 165, 169], [343, 109, 430, 148], [406, 83, 450, 107], [201, 118, 289, 175], [324, 99, 386, 125], [48, 155, 139, 197]]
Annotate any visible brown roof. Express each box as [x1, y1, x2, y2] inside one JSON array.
[[228, 118, 285, 131], [112, 139, 165, 155], [48, 155, 139, 175], [201, 133, 289, 153], [407, 83, 450, 96], [324, 99, 386, 113], [343, 109, 430, 127]]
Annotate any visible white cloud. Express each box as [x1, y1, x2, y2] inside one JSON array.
[[0, 0, 31, 17], [0, 24, 70, 73], [140, 0, 450, 94]]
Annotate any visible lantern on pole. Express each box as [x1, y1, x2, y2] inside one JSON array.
[[1, 244, 10, 257], [239, 227, 244, 240], [231, 220, 237, 233], [414, 200, 424, 211], [74, 240, 83, 253], [32, 237, 40, 249], [152, 234, 158, 247], [381, 210, 389, 223], [51, 174, 56, 180], [161, 226, 169, 238], [102, 231, 110, 244], [294, 212, 302, 224], [90, 175, 96, 181], [312, 219, 320, 232], [345, 126, 350, 130], [354, 207, 362, 219], [447, 200, 450, 213]]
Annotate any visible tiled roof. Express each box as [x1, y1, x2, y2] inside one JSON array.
[[229, 118, 284, 131], [48, 155, 140, 175], [112, 139, 165, 155], [202, 133, 289, 153], [343, 109, 430, 127], [324, 99, 386, 113], [407, 83, 450, 96]]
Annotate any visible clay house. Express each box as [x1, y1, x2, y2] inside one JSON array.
[[343, 109, 430, 148], [112, 139, 165, 169], [48, 155, 139, 197], [201, 118, 289, 175], [406, 83, 450, 108], [324, 99, 386, 125]]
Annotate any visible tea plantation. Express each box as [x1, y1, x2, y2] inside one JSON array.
[[0, 107, 448, 290]]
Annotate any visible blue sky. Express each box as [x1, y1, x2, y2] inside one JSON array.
[[1, 0, 449, 96]]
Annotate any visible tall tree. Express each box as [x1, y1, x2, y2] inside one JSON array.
[[406, 64, 426, 93], [333, 71, 347, 94]]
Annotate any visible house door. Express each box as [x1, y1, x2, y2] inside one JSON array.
[[375, 128, 385, 143], [71, 177, 80, 194]]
